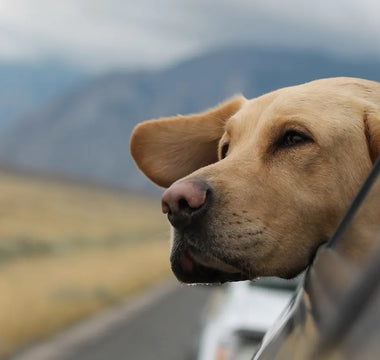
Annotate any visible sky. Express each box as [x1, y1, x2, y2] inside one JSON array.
[[1, 0, 380, 72]]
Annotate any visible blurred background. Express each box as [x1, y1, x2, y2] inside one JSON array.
[[1, 1, 380, 359]]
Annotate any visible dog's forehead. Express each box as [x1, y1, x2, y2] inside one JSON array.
[[226, 78, 380, 144], [226, 92, 277, 134], [259, 78, 380, 120], [232, 80, 366, 131], [226, 89, 312, 137]]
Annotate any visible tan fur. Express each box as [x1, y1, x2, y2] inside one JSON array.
[[130, 95, 245, 187], [130, 77, 380, 279], [364, 111, 380, 163]]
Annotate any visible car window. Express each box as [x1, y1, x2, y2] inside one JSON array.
[[328, 157, 380, 256], [315, 157, 380, 353], [253, 157, 380, 360]]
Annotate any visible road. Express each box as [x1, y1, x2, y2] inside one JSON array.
[[12, 279, 213, 360]]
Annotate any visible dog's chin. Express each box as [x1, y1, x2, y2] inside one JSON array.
[[170, 244, 249, 284]]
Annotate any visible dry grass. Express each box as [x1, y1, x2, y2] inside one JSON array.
[[0, 171, 166, 245], [0, 170, 172, 358], [0, 242, 171, 357]]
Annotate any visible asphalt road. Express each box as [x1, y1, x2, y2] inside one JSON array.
[[13, 279, 213, 360]]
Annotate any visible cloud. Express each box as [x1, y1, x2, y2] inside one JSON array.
[[0, 0, 380, 71]]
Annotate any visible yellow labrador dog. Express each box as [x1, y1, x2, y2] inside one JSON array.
[[130, 77, 380, 284]]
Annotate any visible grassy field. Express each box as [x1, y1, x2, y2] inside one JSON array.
[[0, 171, 171, 358]]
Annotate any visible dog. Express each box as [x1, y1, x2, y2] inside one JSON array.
[[130, 77, 380, 284]]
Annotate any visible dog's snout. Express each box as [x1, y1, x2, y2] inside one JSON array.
[[161, 179, 210, 229]]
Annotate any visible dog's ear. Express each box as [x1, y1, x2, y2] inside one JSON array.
[[364, 111, 380, 164], [130, 96, 245, 187]]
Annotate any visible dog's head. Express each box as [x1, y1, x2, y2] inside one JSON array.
[[130, 78, 380, 284]]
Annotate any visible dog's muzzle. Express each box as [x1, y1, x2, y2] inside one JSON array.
[[161, 179, 247, 283]]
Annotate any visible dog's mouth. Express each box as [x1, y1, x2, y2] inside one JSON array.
[[170, 244, 248, 284]]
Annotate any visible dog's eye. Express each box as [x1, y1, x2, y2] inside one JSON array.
[[280, 130, 312, 148], [221, 143, 229, 159]]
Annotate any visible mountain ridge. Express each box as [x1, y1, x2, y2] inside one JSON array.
[[0, 46, 380, 193], [0, 60, 86, 129]]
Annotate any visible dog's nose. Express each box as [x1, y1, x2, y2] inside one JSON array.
[[161, 179, 210, 229]]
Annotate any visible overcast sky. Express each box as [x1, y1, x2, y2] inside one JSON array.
[[1, 0, 380, 72]]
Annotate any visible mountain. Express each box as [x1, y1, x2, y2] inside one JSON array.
[[0, 60, 86, 128], [0, 46, 380, 193]]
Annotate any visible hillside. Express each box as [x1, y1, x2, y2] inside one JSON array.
[[0, 46, 380, 192], [0, 61, 85, 128]]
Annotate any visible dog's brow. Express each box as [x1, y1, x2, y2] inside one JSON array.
[[224, 117, 236, 133]]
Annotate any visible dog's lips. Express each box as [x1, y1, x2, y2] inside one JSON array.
[[180, 250, 196, 274], [172, 246, 248, 284], [187, 246, 241, 274]]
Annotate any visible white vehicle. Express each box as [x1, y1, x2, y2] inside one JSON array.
[[196, 277, 299, 360]]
